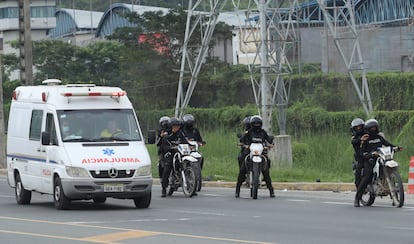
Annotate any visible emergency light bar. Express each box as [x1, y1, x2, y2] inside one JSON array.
[[61, 91, 126, 97]]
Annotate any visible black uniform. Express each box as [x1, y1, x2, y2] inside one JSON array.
[[160, 129, 188, 191], [156, 125, 170, 179], [355, 133, 395, 203], [238, 117, 252, 169], [351, 130, 366, 187], [235, 127, 275, 198], [182, 126, 203, 143]]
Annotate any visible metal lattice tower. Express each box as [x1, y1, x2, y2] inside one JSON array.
[[317, 0, 373, 117], [174, 0, 228, 118], [231, 0, 300, 135]]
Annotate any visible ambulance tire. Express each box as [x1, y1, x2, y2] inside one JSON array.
[[133, 192, 151, 209], [53, 176, 71, 210], [15, 173, 31, 205], [93, 197, 107, 204]]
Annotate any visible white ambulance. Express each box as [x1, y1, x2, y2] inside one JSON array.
[[6, 79, 154, 210]]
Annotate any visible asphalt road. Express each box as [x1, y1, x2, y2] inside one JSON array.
[[1, 175, 414, 244]]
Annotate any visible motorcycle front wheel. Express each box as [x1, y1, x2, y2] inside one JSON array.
[[252, 162, 261, 200], [182, 166, 197, 197], [193, 163, 202, 192], [167, 173, 179, 196], [360, 185, 375, 206], [389, 171, 404, 208]]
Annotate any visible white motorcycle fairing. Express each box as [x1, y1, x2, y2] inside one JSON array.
[[385, 160, 399, 168]]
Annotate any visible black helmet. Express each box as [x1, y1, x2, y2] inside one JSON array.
[[243, 116, 251, 130], [169, 117, 182, 127], [182, 114, 195, 128], [250, 115, 262, 128], [159, 116, 170, 128], [350, 118, 364, 133], [365, 119, 379, 135]]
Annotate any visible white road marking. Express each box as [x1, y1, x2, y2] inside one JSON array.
[[203, 193, 224, 197], [172, 209, 226, 216], [0, 194, 14, 198], [322, 201, 351, 205], [287, 199, 310, 202], [67, 218, 188, 224], [385, 226, 414, 231]]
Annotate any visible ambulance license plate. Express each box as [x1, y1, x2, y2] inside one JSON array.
[[104, 184, 124, 192]]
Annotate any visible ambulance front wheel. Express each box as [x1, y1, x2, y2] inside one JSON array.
[[53, 176, 71, 210], [133, 192, 151, 208]]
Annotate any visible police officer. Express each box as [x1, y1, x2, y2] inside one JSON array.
[[182, 114, 204, 145], [350, 118, 368, 188], [182, 114, 205, 193], [238, 116, 251, 169], [156, 116, 170, 183], [354, 119, 398, 207], [235, 115, 275, 198], [160, 117, 188, 197]]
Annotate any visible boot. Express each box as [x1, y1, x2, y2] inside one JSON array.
[[354, 199, 360, 207], [235, 187, 240, 198], [161, 188, 166, 198], [269, 188, 275, 198]]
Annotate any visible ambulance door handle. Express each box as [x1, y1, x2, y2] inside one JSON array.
[[37, 147, 46, 153]]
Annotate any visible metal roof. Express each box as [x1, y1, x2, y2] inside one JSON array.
[[48, 8, 103, 38]]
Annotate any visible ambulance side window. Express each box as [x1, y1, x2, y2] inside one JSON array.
[[29, 110, 43, 141], [45, 113, 57, 145]]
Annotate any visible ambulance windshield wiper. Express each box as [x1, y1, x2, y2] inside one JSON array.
[[109, 136, 130, 141], [95, 137, 130, 142], [64, 137, 93, 142]]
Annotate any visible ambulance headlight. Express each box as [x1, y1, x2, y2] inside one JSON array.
[[66, 166, 89, 177], [136, 165, 151, 176]]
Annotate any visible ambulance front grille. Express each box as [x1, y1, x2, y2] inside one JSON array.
[[90, 170, 135, 178]]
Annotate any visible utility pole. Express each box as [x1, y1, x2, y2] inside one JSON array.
[[0, 51, 5, 168], [232, 0, 298, 166], [18, 0, 33, 86], [258, 0, 273, 133]]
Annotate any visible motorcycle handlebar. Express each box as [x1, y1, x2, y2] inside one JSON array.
[[237, 143, 274, 149]]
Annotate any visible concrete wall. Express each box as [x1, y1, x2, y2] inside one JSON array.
[[318, 25, 414, 73]]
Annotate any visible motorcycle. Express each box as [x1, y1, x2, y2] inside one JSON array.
[[243, 142, 269, 199], [361, 146, 404, 207], [188, 140, 204, 192], [167, 143, 199, 197]]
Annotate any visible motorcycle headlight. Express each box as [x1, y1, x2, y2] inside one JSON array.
[[136, 165, 151, 176], [66, 166, 89, 178]]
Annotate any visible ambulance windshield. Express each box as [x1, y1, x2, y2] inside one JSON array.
[[57, 109, 142, 142]]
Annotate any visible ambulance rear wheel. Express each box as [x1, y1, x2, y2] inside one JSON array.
[[15, 173, 31, 205], [53, 176, 71, 210]]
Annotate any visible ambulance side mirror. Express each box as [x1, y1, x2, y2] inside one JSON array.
[[147, 130, 156, 144], [41, 131, 51, 145]]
